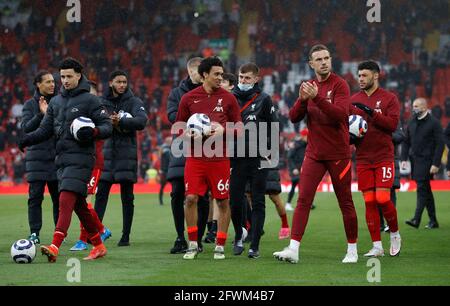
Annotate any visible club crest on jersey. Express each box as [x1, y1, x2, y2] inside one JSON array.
[[251, 104, 256, 111], [375, 100, 382, 114], [214, 99, 224, 112]]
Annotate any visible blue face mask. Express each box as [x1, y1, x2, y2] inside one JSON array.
[[238, 83, 254, 92]]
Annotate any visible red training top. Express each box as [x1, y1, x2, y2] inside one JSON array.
[[350, 87, 400, 164], [289, 73, 351, 161], [175, 86, 242, 161]]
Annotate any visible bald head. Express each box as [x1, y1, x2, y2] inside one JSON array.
[[412, 98, 428, 119]]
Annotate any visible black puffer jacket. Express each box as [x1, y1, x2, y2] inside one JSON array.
[[21, 90, 57, 182], [23, 76, 112, 196], [100, 87, 147, 183], [166, 77, 201, 181]]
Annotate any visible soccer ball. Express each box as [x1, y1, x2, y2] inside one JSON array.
[[187, 113, 211, 137], [349, 114, 368, 138], [11, 239, 36, 264], [70, 116, 95, 141]]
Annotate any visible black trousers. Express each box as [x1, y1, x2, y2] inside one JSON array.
[[287, 177, 299, 204], [169, 177, 209, 241], [230, 158, 268, 251], [27, 180, 60, 235], [414, 179, 437, 224], [95, 180, 134, 238], [159, 173, 168, 205]]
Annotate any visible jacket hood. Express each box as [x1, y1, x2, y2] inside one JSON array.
[[33, 89, 56, 102]]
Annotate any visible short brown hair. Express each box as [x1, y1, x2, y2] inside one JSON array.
[[309, 44, 330, 60], [239, 63, 259, 76]]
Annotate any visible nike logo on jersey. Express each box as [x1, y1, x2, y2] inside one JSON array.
[[71, 107, 79, 113], [194, 100, 201, 104], [382, 179, 390, 183]]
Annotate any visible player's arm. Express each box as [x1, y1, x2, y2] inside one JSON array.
[[19, 102, 55, 150], [370, 96, 399, 133], [310, 80, 349, 123], [392, 123, 405, 145], [431, 120, 445, 168], [21, 100, 44, 133], [289, 84, 308, 123], [119, 98, 148, 132], [91, 97, 113, 140], [349, 95, 367, 118]]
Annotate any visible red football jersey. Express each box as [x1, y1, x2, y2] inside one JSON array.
[[175, 85, 242, 161], [350, 87, 400, 164], [289, 73, 351, 160]]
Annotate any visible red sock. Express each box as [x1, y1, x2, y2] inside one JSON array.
[[379, 200, 399, 233], [89, 205, 104, 233], [88, 233, 102, 246], [216, 231, 227, 246], [280, 213, 289, 228], [365, 201, 381, 242], [187, 226, 198, 242], [51, 231, 65, 249]]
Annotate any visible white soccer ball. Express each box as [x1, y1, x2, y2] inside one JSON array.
[[187, 113, 211, 137], [11, 239, 36, 264], [70, 116, 95, 141], [349, 114, 368, 138]]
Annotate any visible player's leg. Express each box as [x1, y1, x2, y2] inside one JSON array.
[[229, 158, 248, 255], [74, 196, 106, 260], [197, 193, 210, 250], [47, 180, 60, 226], [207, 159, 231, 260], [286, 177, 299, 211], [269, 193, 290, 239], [183, 158, 207, 259], [328, 159, 358, 263], [169, 177, 188, 253], [93, 180, 113, 221], [247, 163, 268, 259], [27, 180, 46, 243], [273, 157, 326, 263], [118, 181, 134, 246], [41, 190, 78, 262]]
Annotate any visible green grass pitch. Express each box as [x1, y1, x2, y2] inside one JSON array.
[[0, 192, 449, 286]]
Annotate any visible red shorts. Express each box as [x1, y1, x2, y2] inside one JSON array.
[[357, 161, 395, 191], [185, 158, 230, 200], [87, 168, 102, 195]]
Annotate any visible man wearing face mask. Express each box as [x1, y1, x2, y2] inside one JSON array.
[[94, 70, 148, 246], [230, 63, 279, 259], [401, 98, 445, 229]]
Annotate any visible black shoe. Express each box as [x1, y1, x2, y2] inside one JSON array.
[[170, 238, 188, 254], [248, 249, 260, 259], [233, 243, 245, 255], [197, 241, 204, 253], [425, 222, 439, 229], [203, 230, 216, 243], [311, 204, 316, 210], [405, 219, 419, 229], [117, 235, 130, 247]]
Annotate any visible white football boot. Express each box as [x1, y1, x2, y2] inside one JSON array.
[[342, 251, 358, 263], [273, 247, 299, 264], [389, 234, 401, 256], [183, 241, 198, 260], [363, 247, 385, 257]]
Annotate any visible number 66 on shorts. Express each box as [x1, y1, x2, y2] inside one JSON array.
[[184, 158, 231, 200]]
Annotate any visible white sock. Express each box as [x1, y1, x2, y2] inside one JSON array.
[[286, 203, 291, 206], [373, 241, 383, 249], [289, 239, 300, 251], [390, 231, 400, 239], [189, 241, 198, 248], [347, 243, 357, 253]]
